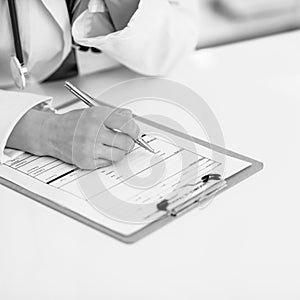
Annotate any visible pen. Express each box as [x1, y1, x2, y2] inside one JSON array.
[[64, 81, 155, 154]]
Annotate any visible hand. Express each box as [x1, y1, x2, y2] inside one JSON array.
[[49, 106, 140, 169], [7, 106, 140, 169]]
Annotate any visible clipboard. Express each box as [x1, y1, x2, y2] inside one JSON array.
[[0, 112, 263, 244]]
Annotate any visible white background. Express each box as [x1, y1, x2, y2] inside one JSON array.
[[1, 31, 300, 299]]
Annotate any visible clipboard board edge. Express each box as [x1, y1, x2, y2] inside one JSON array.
[[124, 161, 263, 243], [0, 176, 135, 243], [0, 118, 263, 244]]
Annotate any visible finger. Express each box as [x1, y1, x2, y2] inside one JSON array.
[[103, 109, 140, 139], [96, 144, 127, 162], [114, 107, 132, 116], [94, 158, 112, 169], [75, 157, 111, 170], [100, 128, 135, 152]]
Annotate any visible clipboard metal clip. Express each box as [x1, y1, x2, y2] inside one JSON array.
[[156, 174, 227, 218], [170, 180, 227, 217]]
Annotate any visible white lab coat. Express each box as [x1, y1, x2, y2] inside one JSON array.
[[0, 0, 198, 163]]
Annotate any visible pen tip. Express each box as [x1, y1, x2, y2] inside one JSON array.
[[145, 144, 155, 154]]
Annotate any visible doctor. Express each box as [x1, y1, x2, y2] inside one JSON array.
[[0, 0, 198, 169]]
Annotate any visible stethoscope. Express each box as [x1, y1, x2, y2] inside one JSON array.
[[7, 0, 28, 89]]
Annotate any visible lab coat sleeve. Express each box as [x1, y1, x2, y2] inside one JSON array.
[[72, 0, 199, 76], [0, 89, 52, 164]]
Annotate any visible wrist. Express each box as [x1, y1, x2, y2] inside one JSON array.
[[7, 109, 59, 156], [42, 112, 63, 158]]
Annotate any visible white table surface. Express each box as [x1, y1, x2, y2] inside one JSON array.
[[1, 31, 300, 299], [196, 0, 300, 47]]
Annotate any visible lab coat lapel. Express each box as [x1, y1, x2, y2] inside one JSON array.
[[40, 0, 69, 31], [40, 0, 72, 58]]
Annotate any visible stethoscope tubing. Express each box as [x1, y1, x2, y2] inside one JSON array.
[[7, 0, 24, 66]]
